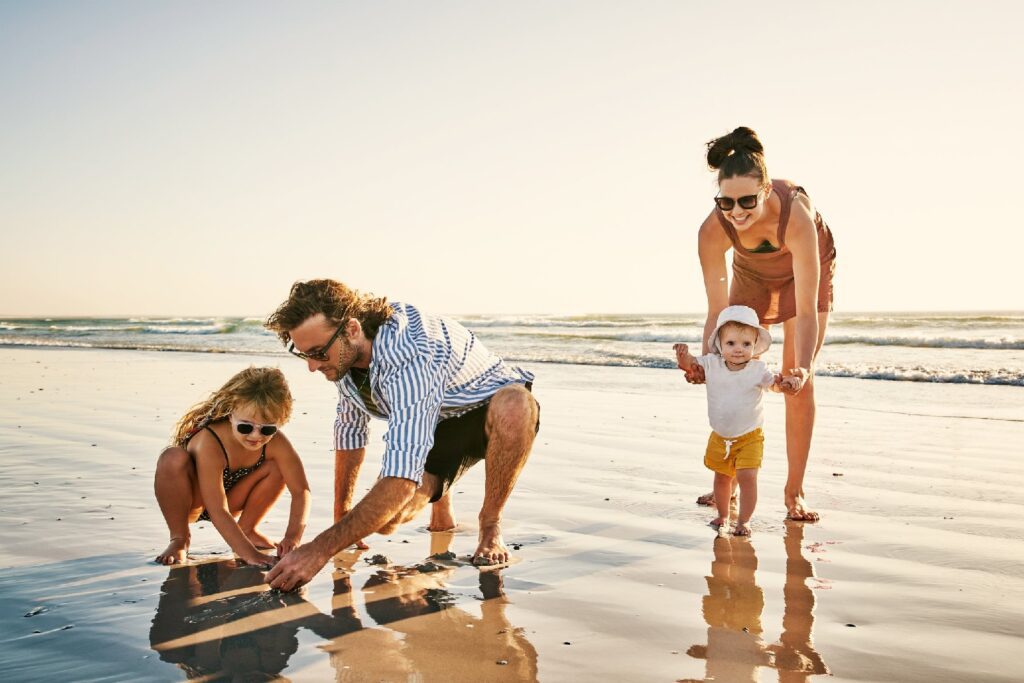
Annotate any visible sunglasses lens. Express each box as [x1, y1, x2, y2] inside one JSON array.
[[236, 423, 254, 435], [738, 195, 759, 210], [259, 425, 278, 436], [714, 197, 734, 211]]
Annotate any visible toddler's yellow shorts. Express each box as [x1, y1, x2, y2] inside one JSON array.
[[703, 427, 764, 477]]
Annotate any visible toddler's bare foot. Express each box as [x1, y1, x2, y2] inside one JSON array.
[[243, 528, 275, 550], [472, 524, 509, 566], [156, 537, 189, 565], [734, 521, 752, 536], [710, 516, 730, 537]]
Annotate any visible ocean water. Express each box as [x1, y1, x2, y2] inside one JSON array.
[[1, 312, 1022, 386]]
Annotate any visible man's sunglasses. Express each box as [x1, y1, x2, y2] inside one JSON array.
[[714, 192, 762, 212], [231, 418, 278, 437], [286, 322, 346, 362]]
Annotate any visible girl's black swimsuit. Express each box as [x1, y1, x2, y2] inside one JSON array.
[[189, 425, 266, 522]]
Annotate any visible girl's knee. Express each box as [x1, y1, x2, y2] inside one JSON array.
[[156, 447, 192, 474]]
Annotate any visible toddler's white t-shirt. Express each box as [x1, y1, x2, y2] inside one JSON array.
[[694, 355, 776, 438]]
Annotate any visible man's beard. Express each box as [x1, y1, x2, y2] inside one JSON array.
[[323, 339, 358, 382]]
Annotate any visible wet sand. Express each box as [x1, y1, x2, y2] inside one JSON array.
[[1, 347, 1023, 682]]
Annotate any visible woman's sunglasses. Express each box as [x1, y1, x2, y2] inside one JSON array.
[[714, 192, 762, 212], [231, 417, 278, 437]]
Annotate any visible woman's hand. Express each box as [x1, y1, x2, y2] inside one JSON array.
[[673, 343, 706, 384], [685, 363, 706, 385], [780, 368, 809, 394]]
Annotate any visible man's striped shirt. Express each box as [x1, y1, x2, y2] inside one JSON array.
[[333, 302, 534, 483]]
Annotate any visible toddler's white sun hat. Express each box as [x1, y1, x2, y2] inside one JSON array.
[[709, 305, 772, 356]]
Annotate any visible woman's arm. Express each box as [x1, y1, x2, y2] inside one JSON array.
[[267, 433, 311, 557], [785, 195, 822, 376], [192, 436, 274, 565], [697, 212, 732, 355]]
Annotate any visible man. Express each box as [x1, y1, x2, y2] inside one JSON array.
[[264, 279, 539, 591]]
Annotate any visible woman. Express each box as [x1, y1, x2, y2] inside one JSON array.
[[686, 126, 836, 522], [154, 367, 311, 565]]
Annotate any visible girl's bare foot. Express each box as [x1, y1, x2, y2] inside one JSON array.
[[734, 521, 752, 536], [243, 528, 275, 550], [156, 537, 189, 565]]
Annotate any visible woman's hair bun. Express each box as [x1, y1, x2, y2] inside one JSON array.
[[706, 126, 764, 169]]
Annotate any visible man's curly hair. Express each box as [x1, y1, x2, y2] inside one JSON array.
[[265, 279, 394, 342]]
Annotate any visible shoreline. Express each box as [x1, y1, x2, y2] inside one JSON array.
[[2, 347, 1022, 681]]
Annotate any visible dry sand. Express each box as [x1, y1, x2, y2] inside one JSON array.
[[1, 347, 1022, 682]]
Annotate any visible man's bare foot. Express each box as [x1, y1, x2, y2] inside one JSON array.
[[156, 537, 189, 565], [472, 524, 509, 566], [243, 528, 276, 549], [734, 521, 752, 536], [428, 496, 457, 532], [785, 495, 820, 522]]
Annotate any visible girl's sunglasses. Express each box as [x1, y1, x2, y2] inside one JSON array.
[[714, 192, 761, 211], [231, 417, 278, 437]]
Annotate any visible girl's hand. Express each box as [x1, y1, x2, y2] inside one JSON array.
[[276, 537, 300, 558], [243, 551, 278, 569]]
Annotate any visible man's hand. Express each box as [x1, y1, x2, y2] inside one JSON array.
[[266, 540, 329, 591]]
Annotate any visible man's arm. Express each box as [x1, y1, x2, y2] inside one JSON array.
[[266, 476, 416, 591]]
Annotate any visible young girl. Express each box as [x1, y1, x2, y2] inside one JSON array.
[[154, 367, 311, 566]]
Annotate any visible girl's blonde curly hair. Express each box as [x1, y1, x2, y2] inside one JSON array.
[[171, 367, 293, 447]]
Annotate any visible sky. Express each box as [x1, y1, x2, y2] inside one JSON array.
[[1, 1, 1021, 317]]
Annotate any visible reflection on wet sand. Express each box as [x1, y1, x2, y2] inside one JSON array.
[[149, 532, 537, 682], [683, 522, 829, 682]]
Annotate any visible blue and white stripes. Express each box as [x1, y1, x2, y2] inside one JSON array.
[[333, 302, 534, 483]]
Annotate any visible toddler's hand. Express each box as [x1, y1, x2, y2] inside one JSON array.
[[780, 368, 808, 394]]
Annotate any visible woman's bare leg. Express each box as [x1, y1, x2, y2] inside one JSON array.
[[781, 312, 829, 522], [154, 447, 202, 564]]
